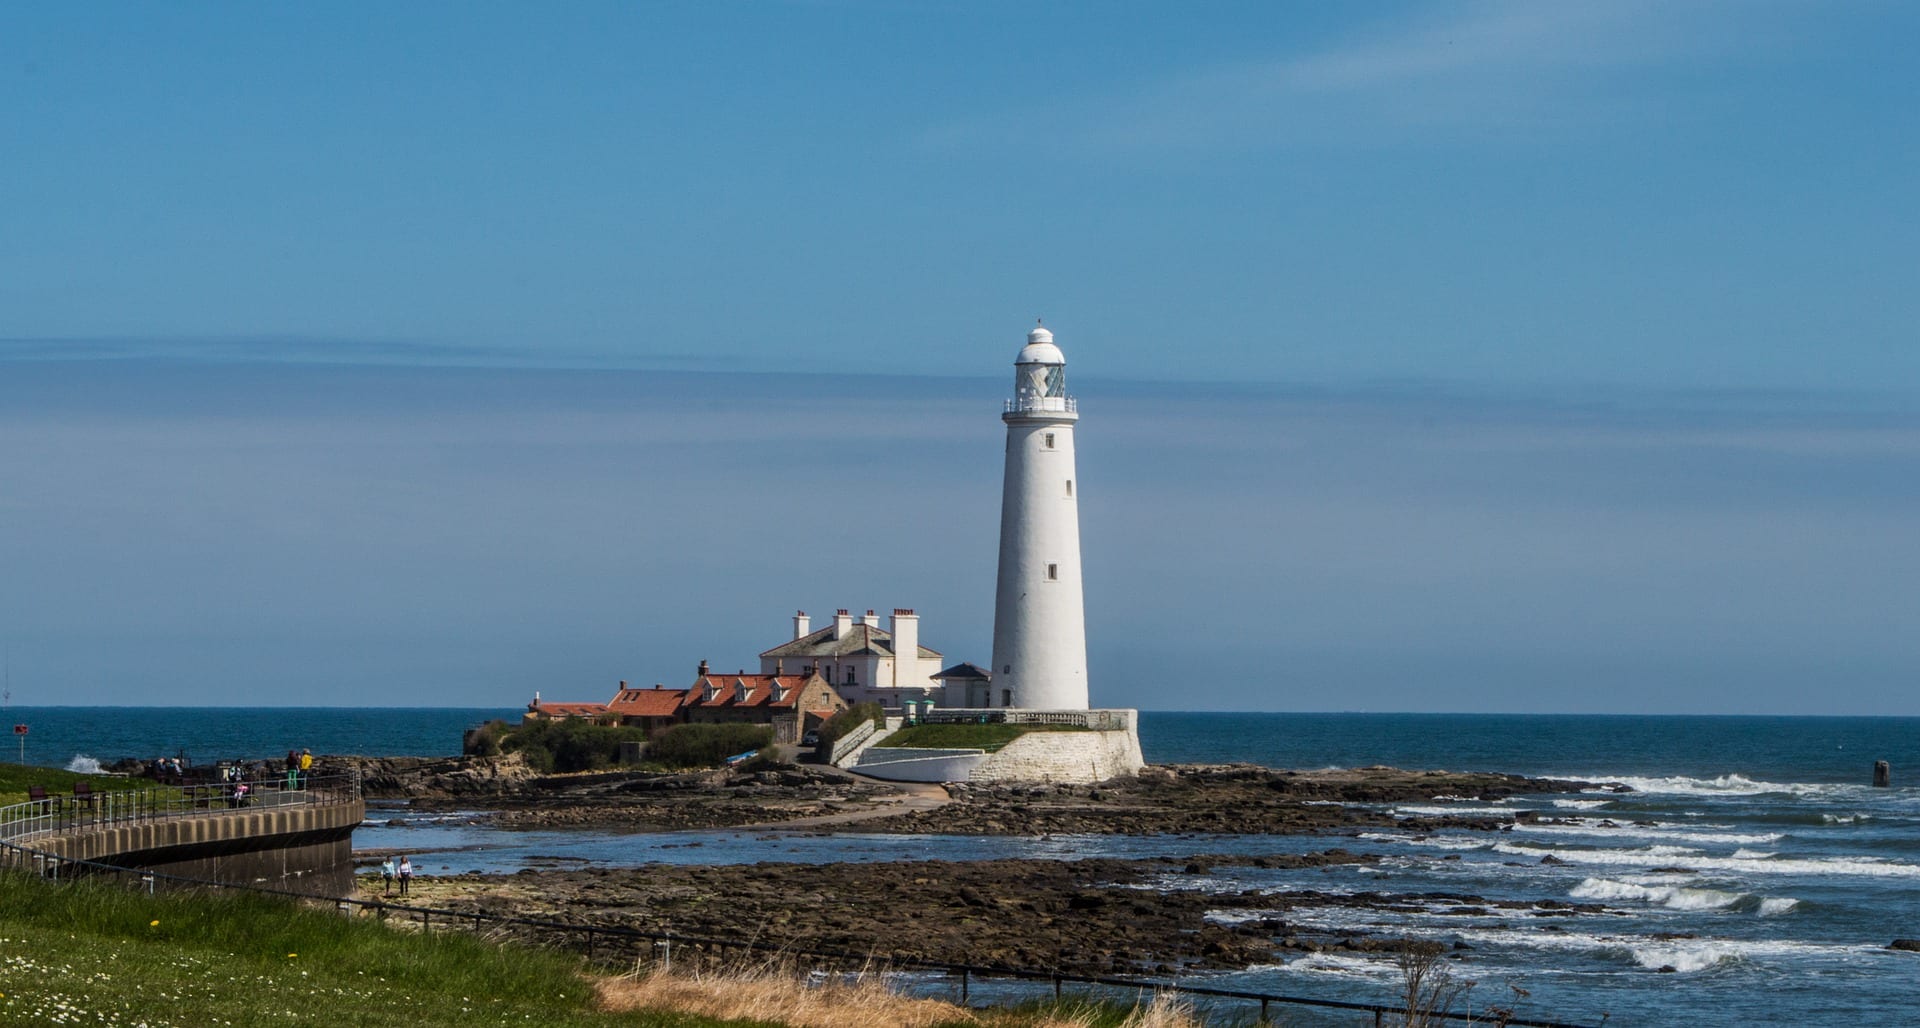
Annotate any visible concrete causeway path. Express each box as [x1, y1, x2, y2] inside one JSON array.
[[723, 765, 950, 832]]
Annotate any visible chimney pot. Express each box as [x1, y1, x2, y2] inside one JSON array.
[[697, 659, 709, 677]]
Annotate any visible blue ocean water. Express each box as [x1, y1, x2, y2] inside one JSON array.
[[3, 706, 507, 769], [14, 708, 1920, 1026]]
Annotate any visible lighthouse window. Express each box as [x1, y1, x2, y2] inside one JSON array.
[[1044, 433, 1055, 449], [1066, 479, 1073, 496], [1046, 563, 1059, 581], [1002, 689, 1013, 707]]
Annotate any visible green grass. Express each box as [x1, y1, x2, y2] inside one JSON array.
[[0, 761, 155, 806], [0, 872, 764, 1027], [876, 723, 1089, 753]]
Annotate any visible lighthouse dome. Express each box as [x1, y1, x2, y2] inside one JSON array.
[[1017, 325, 1064, 366]]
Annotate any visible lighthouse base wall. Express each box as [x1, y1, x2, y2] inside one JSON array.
[[850, 710, 1144, 784], [969, 713, 1144, 784]]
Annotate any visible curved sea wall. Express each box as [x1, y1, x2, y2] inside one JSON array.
[[851, 747, 990, 783]]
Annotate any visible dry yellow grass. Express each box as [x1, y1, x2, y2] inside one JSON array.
[[596, 964, 971, 1028], [594, 963, 1207, 1028]]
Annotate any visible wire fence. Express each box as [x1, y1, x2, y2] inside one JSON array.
[[0, 793, 1602, 1028]]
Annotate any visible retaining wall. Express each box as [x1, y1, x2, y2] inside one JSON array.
[[969, 717, 1144, 784]]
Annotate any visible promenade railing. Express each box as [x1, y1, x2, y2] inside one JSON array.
[[0, 831, 1602, 1028], [0, 772, 359, 847]]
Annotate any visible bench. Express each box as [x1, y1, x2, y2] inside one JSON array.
[[26, 785, 57, 814], [72, 781, 99, 815]]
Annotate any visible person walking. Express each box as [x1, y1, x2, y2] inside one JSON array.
[[380, 857, 395, 897], [397, 855, 413, 897]]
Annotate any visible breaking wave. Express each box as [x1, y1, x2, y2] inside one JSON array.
[[1358, 832, 1487, 850], [1394, 804, 1515, 817], [65, 754, 104, 774], [1569, 877, 1801, 916], [1570, 877, 1745, 910], [1494, 841, 1920, 878], [1512, 820, 1783, 846], [1584, 773, 1835, 798]]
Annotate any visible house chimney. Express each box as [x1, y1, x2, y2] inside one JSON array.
[[862, 609, 879, 628], [890, 609, 920, 687], [793, 610, 810, 639], [697, 659, 709, 678], [833, 609, 852, 639]]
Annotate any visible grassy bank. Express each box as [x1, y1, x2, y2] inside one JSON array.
[[878, 723, 1090, 753], [0, 874, 1206, 1027], [0, 761, 152, 806], [0, 873, 740, 1027]]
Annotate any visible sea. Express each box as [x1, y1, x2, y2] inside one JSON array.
[[11, 707, 1920, 1027]]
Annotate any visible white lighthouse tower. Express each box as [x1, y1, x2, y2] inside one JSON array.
[[990, 322, 1090, 710]]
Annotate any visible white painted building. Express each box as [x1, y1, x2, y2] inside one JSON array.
[[758, 608, 945, 709], [989, 323, 1090, 710]]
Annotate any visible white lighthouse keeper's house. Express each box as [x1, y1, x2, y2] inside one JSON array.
[[990, 322, 1090, 711]]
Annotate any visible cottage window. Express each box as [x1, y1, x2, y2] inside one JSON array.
[[845, 666, 856, 685]]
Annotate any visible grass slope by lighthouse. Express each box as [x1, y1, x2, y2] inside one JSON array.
[[876, 723, 1090, 753]]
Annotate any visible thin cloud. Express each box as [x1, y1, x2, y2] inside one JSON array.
[[926, 1, 1803, 153]]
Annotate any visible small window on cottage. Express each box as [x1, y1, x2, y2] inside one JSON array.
[[1044, 432, 1055, 449], [845, 666, 856, 685], [1046, 563, 1059, 581]]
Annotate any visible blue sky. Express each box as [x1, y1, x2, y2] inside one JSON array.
[[1, 3, 1916, 712]]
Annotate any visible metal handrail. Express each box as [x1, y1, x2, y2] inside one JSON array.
[[0, 773, 358, 845], [1004, 395, 1078, 414]]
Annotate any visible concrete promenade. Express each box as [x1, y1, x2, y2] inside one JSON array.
[[1, 775, 365, 896]]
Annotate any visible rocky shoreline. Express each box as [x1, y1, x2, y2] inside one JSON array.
[[334, 758, 1611, 977], [396, 850, 1613, 978]]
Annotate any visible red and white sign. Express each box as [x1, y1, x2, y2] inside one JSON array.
[[11, 724, 26, 736]]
